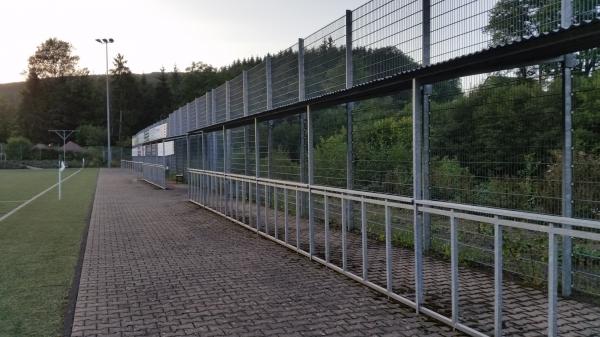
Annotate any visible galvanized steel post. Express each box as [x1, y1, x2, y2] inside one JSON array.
[[561, 0, 574, 298], [422, 0, 432, 252], [298, 38, 307, 216], [307, 105, 315, 257], [255, 118, 261, 231], [266, 54, 274, 212], [345, 9, 355, 231], [412, 77, 424, 311]]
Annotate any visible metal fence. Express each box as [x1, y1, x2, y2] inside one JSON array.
[[121, 159, 166, 189], [120, 160, 143, 178], [131, 0, 600, 142], [129, 0, 600, 336]]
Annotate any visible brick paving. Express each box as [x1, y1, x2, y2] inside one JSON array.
[[71, 169, 463, 337]]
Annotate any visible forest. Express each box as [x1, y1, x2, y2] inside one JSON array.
[[0, 39, 262, 148]]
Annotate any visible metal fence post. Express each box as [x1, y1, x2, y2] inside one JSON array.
[[255, 118, 261, 231], [412, 77, 424, 311], [201, 132, 205, 204], [548, 225, 558, 337], [266, 54, 274, 216], [226, 81, 232, 215], [223, 125, 227, 215], [298, 38, 305, 102], [385, 203, 392, 292], [494, 216, 503, 337], [345, 9, 355, 231], [450, 211, 459, 325], [186, 134, 190, 185], [307, 105, 315, 257], [298, 38, 307, 217], [422, 0, 432, 252], [561, 0, 574, 298]]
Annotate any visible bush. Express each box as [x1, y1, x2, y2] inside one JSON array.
[[6, 136, 32, 160]]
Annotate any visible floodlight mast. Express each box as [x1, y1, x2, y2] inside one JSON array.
[[96, 37, 114, 167]]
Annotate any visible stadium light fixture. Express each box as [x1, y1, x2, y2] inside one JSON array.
[[96, 38, 115, 167]]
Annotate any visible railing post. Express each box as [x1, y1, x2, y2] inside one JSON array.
[[255, 118, 261, 231], [163, 140, 167, 189], [450, 211, 459, 326], [345, 9, 355, 231], [561, 0, 574, 298], [361, 199, 368, 281], [494, 216, 503, 337], [548, 225, 558, 337], [385, 203, 392, 293], [307, 105, 315, 257], [201, 132, 205, 204], [186, 134, 190, 185], [223, 125, 227, 215], [412, 77, 424, 311]]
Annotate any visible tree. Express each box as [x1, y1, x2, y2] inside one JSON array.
[[485, 1, 599, 77], [111, 53, 140, 142], [26, 38, 86, 79], [154, 67, 173, 120], [0, 96, 17, 142], [76, 124, 106, 146], [19, 38, 97, 142], [170, 64, 183, 106]]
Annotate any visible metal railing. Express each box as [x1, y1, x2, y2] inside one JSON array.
[[121, 160, 143, 178], [187, 168, 600, 337], [141, 163, 167, 189]]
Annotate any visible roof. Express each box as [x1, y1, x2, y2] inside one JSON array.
[[62, 141, 84, 153]]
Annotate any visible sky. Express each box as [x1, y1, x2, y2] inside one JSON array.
[[0, 0, 366, 84]]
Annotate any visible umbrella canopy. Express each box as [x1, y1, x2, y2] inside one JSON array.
[[61, 141, 84, 153], [32, 143, 50, 150]]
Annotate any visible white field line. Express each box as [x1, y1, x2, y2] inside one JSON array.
[[0, 169, 83, 222], [0, 200, 28, 203]]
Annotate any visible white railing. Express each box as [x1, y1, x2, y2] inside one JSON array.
[[121, 160, 143, 178], [187, 168, 600, 337], [142, 163, 167, 189]]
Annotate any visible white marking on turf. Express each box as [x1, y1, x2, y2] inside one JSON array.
[[0, 169, 83, 222]]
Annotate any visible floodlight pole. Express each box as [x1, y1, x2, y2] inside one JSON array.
[[96, 38, 114, 168]]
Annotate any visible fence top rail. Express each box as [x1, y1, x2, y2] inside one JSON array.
[[142, 162, 166, 169], [188, 168, 600, 231], [416, 199, 600, 231], [188, 168, 414, 204]]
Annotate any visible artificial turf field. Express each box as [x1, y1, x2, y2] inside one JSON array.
[[0, 168, 98, 337]]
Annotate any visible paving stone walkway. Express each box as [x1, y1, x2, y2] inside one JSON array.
[[71, 169, 462, 337]]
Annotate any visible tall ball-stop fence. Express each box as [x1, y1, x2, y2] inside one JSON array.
[[124, 0, 600, 336]]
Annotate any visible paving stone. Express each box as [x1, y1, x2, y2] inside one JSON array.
[[71, 169, 462, 337]]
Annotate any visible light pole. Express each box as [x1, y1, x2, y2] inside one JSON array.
[[96, 38, 114, 168]]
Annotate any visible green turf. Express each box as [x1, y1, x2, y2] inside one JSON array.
[[0, 169, 81, 216], [0, 168, 98, 337]]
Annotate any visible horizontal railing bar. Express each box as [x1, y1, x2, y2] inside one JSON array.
[[189, 168, 413, 204], [417, 199, 600, 230], [141, 163, 167, 169], [419, 206, 600, 241]]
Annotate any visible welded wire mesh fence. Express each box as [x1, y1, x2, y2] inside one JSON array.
[[129, 0, 600, 336]]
